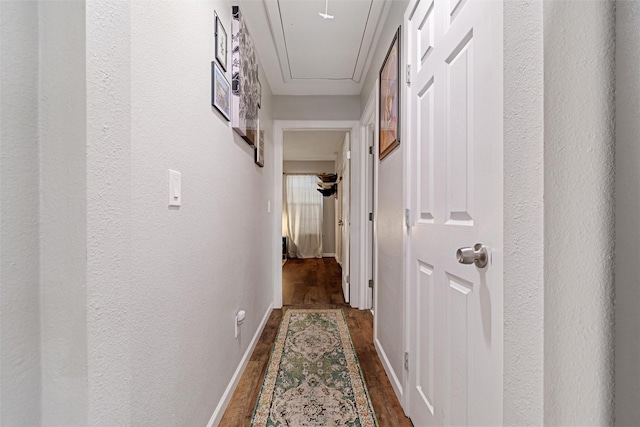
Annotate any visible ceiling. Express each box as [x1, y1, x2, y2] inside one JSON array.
[[240, 0, 390, 95], [283, 131, 346, 161]]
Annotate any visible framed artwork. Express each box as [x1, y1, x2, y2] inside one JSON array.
[[257, 78, 262, 109], [379, 26, 401, 160], [255, 120, 264, 167], [215, 12, 227, 71], [231, 6, 260, 146], [211, 61, 231, 121]]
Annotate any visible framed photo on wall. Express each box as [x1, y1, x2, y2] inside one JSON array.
[[215, 12, 227, 71], [212, 61, 231, 121], [379, 26, 401, 160], [255, 120, 264, 167]]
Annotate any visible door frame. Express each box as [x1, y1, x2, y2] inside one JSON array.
[[272, 120, 364, 309], [361, 90, 376, 312]]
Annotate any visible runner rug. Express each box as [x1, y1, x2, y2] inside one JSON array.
[[250, 309, 378, 426]]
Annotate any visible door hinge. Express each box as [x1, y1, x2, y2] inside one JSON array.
[[404, 352, 409, 370], [406, 64, 411, 85], [369, 146, 373, 155], [368, 279, 374, 288], [405, 208, 411, 228], [346, 275, 350, 284], [346, 150, 351, 160], [369, 212, 373, 221]]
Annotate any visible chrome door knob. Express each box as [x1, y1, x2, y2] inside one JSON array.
[[456, 243, 488, 268]]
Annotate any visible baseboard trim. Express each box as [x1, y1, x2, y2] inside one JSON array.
[[323, 253, 335, 258], [374, 337, 403, 401], [207, 302, 273, 427]]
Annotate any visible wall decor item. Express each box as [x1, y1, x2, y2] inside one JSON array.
[[231, 5, 260, 146], [257, 78, 262, 109], [211, 61, 231, 121], [379, 26, 401, 160], [255, 121, 265, 167], [215, 12, 227, 71]]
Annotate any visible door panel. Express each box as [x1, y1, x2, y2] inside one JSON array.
[[406, 0, 503, 425]]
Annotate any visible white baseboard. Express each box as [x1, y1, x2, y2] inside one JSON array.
[[207, 302, 273, 427], [374, 337, 403, 401], [323, 253, 335, 258]]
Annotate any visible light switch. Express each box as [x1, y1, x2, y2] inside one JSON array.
[[169, 169, 181, 207]]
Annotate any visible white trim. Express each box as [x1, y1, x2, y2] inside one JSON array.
[[360, 87, 377, 310], [374, 338, 404, 401], [273, 120, 361, 309], [207, 303, 273, 427], [322, 253, 336, 258]]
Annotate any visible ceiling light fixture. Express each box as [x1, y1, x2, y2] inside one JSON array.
[[318, 0, 334, 19]]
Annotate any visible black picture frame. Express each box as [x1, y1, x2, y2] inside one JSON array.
[[215, 12, 227, 71], [255, 121, 264, 167], [379, 26, 401, 160], [212, 61, 231, 121]]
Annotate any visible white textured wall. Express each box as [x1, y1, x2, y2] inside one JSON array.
[[283, 161, 336, 254], [615, 2, 640, 425], [86, 0, 132, 424], [0, 2, 42, 425], [273, 96, 361, 120], [376, 148, 404, 382], [87, 1, 277, 424], [127, 1, 274, 424], [361, 0, 407, 395], [543, 1, 615, 425], [503, 0, 544, 424], [39, 2, 88, 424]]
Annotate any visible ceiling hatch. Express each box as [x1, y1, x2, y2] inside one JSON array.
[[262, 0, 389, 94]]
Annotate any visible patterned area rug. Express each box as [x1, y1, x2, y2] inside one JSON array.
[[251, 309, 378, 426]]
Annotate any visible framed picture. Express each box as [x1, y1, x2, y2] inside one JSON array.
[[215, 12, 227, 71], [232, 6, 260, 146], [257, 78, 262, 109], [379, 26, 401, 160], [211, 61, 231, 121], [255, 120, 264, 167]]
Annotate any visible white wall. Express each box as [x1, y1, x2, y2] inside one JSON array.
[[360, 0, 408, 397], [39, 2, 89, 424], [273, 95, 361, 120], [615, 2, 640, 425], [503, 0, 544, 424], [126, 2, 274, 424], [0, 2, 42, 425], [283, 161, 336, 255], [543, 1, 615, 425]]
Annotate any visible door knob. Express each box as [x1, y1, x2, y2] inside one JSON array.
[[456, 243, 488, 268]]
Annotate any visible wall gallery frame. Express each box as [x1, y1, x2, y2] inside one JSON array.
[[215, 12, 227, 71], [255, 123, 265, 167], [379, 26, 401, 160], [212, 61, 231, 121], [231, 5, 260, 147]]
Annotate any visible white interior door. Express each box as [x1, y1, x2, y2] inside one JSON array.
[[341, 134, 351, 303], [405, 0, 503, 425]]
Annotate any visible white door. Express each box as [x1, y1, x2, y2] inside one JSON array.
[[340, 134, 351, 303], [405, 0, 503, 425]]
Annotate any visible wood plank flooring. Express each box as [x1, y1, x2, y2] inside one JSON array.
[[219, 258, 412, 426]]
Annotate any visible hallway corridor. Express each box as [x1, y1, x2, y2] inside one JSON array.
[[219, 258, 411, 426]]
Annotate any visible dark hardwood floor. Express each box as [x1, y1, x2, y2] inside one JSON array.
[[219, 258, 412, 426]]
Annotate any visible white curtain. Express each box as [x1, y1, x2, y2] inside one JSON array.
[[283, 175, 323, 258]]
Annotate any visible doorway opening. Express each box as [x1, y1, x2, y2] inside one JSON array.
[[272, 120, 365, 309], [281, 130, 349, 306]]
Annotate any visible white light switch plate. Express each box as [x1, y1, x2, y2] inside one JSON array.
[[169, 169, 181, 207]]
